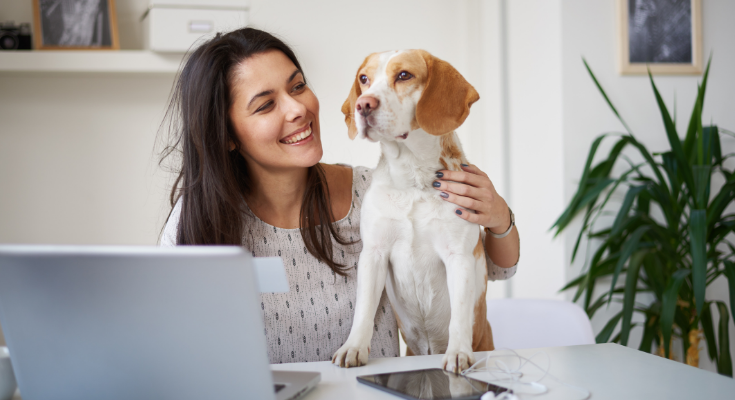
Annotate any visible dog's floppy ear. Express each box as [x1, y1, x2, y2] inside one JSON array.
[[415, 51, 480, 136], [341, 78, 361, 140], [342, 55, 373, 140]]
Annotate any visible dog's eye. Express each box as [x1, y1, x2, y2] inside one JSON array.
[[359, 75, 369, 84], [397, 71, 413, 81]]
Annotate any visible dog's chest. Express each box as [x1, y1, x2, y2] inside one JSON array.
[[362, 168, 466, 280], [365, 178, 451, 228]]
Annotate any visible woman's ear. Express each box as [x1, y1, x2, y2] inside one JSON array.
[[229, 140, 237, 151], [415, 51, 480, 136], [341, 54, 374, 140]]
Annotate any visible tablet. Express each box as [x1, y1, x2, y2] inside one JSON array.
[[357, 368, 510, 400]]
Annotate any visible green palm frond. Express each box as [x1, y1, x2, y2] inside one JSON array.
[[554, 56, 734, 376]]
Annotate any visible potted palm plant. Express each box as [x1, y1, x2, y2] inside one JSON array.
[[552, 56, 735, 376]]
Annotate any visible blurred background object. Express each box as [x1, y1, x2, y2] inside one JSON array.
[[0, 347, 16, 400], [32, 0, 119, 50], [486, 299, 595, 349], [141, 0, 247, 52], [618, 0, 703, 74], [0, 22, 32, 50]]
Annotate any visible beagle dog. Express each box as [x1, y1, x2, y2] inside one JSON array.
[[331, 50, 493, 373]]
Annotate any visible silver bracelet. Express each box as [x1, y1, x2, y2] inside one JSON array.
[[486, 207, 515, 239]]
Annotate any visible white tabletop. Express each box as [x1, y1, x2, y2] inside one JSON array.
[[271, 343, 735, 400]]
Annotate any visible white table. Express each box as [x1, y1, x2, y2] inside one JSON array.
[[271, 344, 735, 400]]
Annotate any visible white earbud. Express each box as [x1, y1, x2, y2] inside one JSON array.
[[528, 382, 547, 392], [481, 391, 519, 400], [480, 392, 496, 400]]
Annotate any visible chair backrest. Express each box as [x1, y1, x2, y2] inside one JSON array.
[[486, 299, 595, 350]]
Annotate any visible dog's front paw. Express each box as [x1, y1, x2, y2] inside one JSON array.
[[332, 341, 370, 368], [441, 348, 475, 374]]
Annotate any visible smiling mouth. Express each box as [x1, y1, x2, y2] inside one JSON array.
[[281, 123, 313, 144]]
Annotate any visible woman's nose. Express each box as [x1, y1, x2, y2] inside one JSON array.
[[283, 94, 308, 121]]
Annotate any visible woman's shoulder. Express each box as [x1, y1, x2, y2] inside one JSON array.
[[351, 165, 373, 190], [322, 163, 374, 220], [328, 163, 373, 190]]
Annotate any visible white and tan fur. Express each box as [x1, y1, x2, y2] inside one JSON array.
[[332, 50, 493, 372]]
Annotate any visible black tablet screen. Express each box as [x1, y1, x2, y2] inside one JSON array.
[[357, 368, 509, 400]]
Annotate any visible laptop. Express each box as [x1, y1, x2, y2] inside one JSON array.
[[0, 245, 319, 400]]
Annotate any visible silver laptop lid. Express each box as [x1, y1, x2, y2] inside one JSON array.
[[0, 245, 275, 400]]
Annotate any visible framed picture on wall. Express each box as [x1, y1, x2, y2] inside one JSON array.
[[32, 0, 119, 50], [617, 0, 702, 75]]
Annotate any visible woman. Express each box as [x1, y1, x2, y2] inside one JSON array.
[[159, 28, 519, 364]]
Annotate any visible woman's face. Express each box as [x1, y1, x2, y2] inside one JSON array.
[[229, 50, 322, 172]]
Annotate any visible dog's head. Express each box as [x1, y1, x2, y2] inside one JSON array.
[[342, 50, 479, 142]]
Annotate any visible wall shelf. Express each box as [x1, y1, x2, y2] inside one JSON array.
[[0, 51, 184, 74]]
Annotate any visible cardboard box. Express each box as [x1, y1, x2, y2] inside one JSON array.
[[142, 0, 248, 53]]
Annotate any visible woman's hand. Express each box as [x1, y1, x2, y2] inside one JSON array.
[[432, 164, 511, 234]]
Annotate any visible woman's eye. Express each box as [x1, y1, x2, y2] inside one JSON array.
[[359, 75, 368, 84], [397, 71, 413, 81], [256, 101, 273, 112], [292, 82, 306, 92]]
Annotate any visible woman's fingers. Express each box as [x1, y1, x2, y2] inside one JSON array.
[[435, 169, 485, 188], [434, 164, 503, 227], [433, 179, 491, 202], [460, 163, 488, 178], [453, 207, 482, 224], [439, 190, 482, 212]]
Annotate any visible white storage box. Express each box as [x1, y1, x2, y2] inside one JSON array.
[[142, 0, 248, 53]]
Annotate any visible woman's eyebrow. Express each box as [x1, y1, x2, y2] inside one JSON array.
[[246, 70, 303, 108], [247, 90, 273, 108], [287, 69, 301, 83]]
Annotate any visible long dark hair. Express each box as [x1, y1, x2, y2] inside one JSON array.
[[159, 28, 353, 275]]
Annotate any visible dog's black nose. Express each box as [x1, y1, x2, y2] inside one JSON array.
[[356, 95, 379, 117]]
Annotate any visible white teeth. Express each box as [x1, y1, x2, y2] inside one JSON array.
[[283, 126, 312, 144]]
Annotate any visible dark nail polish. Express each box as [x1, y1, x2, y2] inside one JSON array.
[[435, 172, 444, 178], [461, 163, 469, 167], [433, 181, 441, 188], [455, 209, 462, 215], [440, 192, 449, 198]]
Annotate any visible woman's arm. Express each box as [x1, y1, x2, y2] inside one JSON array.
[[484, 209, 519, 268]]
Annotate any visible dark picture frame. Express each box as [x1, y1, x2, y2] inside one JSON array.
[[617, 0, 702, 75], [32, 0, 119, 50]]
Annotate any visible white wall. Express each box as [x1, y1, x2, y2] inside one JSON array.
[[504, 0, 567, 300], [0, 75, 175, 244]]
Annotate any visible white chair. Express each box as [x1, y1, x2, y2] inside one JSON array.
[[486, 299, 595, 350]]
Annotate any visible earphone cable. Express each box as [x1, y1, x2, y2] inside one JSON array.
[[460, 348, 591, 400]]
